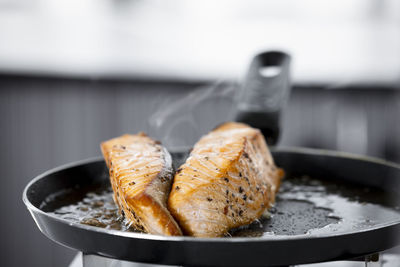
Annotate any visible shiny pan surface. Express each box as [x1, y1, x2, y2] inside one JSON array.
[[23, 148, 400, 266]]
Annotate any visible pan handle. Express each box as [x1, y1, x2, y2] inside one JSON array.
[[235, 51, 291, 145]]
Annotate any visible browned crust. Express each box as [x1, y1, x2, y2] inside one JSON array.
[[168, 122, 284, 237], [100, 134, 182, 236], [101, 134, 145, 168], [127, 193, 182, 236], [100, 136, 132, 211], [212, 121, 249, 132]]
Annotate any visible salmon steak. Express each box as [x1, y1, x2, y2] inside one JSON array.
[[168, 122, 284, 237], [101, 133, 182, 236]]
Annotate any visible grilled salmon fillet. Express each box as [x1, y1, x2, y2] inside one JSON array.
[[101, 133, 182, 236], [168, 122, 284, 237]]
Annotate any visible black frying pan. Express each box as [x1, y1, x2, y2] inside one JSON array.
[[22, 52, 400, 266], [23, 148, 400, 266]]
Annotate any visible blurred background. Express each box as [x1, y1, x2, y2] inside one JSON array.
[[1, 0, 400, 266]]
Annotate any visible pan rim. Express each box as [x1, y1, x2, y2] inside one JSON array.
[[23, 146, 400, 244]]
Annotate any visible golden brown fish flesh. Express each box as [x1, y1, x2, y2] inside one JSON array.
[[101, 133, 182, 236], [168, 122, 284, 237]]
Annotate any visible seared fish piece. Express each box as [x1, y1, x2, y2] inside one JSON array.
[[168, 122, 284, 237], [101, 133, 182, 236]]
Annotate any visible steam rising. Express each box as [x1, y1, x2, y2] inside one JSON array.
[[148, 81, 238, 150]]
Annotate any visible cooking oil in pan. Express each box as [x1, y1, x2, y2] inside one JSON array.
[[41, 183, 141, 232], [42, 175, 400, 237]]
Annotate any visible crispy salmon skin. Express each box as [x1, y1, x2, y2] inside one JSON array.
[[168, 122, 284, 237], [101, 133, 182, 236]]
